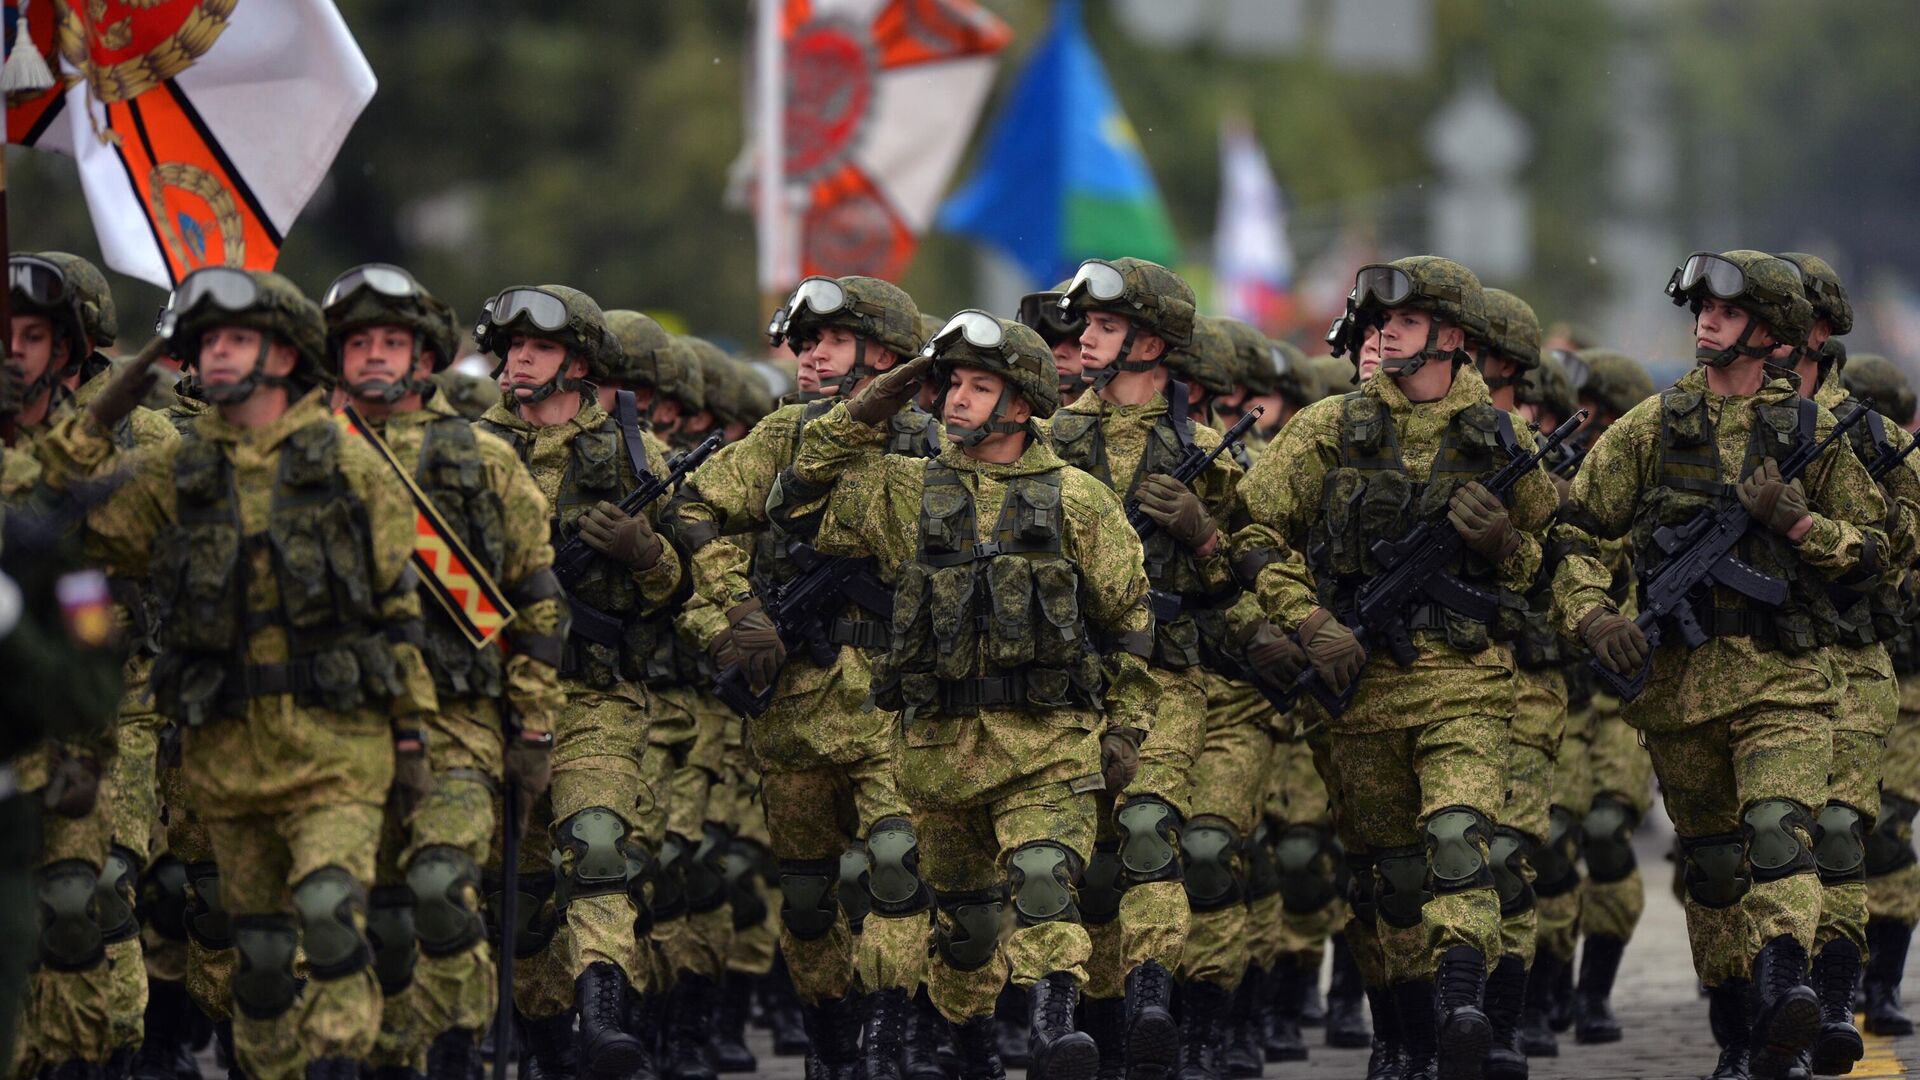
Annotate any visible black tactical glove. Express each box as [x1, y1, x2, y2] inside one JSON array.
[[579, 500, 664, 570], [1578, 608, 1649, 676], [389, 729, 432, 823], [86, 336, 170, 431], [1298, 608, 1366, 697], [845, 354, 934, 427], [502, 729, 553, 837], [1100, 727, 1144, 793], [1135, 474, 1219, 552], [1448, 480, 1521, 562]]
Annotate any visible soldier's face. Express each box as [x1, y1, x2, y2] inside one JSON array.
[[681, 409, 716, 437], [1377, 309, 1443, 361], [505, 334, 581, 399], [199, 325, 292, 389], [1359, 327, 1384, 379], [1052, 337, 1083, 382], [1695, 299, 1775, 353], [1080, 312, 1164, 370], [943, 367, 1031, 436], [340, 324, 421, 387], [796, 326, 862, 394], [8, 314, 65, 384]]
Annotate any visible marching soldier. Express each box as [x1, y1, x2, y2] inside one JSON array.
[[1017, 280, 1089, 407]]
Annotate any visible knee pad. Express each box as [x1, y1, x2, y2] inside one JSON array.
[[653, 832, 689, 922], [1179, 816, 1243, 912], [1489, 826, 1536, 918], [933, 887, 1007, 972], [837, 847, 872, 931], [183, 860, 232, 949], [96, 843, 141, 945], [138, 852, 191, 944], [1681, 832, 1751, 909], [230, 914, 299, 1021], [865, 816, 931, 917], [1374, 847, 1430, 930], [484, 871, 558, 960], [291, 866, 371, 980], [1009, 840, 1080, 926], [777, 857, 841, 941], [1581, 795, 1639, 885], [1742, 798, 1816, 884], [1424, 806, 1494, 895], [1814, 802, 1868, 886], [724, 837, 771, 930], [1275, 823, 1339, 914], [36, 858, 105, 971], [1243, 819, 1282, 903], [1079, 841, 1125, 926], [1534, 805, 1581, 898], [686, 821, 732, 915], [405, 844, 486, 957], [366, 884, 418, 995], [556, 806, 634, 908], [1866, 793, 1919, 877], [1346, 851, 1379, 926], [1116, 796, 1183, 885]]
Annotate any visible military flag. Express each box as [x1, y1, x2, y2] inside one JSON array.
[[1213, 115, 1294, 335]]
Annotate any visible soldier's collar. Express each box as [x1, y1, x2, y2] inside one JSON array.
[[198, 387, 332, 446]]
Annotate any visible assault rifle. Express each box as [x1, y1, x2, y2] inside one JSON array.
[[555, 431, 724, 649], [711, 543, 893, 719], [1124, 406, 1263, 543], [1590, 401, 1870, 702], [1279, 409, 1587, 717], [1868, 431, 1920, 482]]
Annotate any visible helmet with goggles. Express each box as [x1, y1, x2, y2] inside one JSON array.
[[1328, 255, 1488, 379], [323, 262, 460, 404], [159, 267, 328, 404], [1666, 249, 1813, 364], [9, 254, 97, 403], [1057, 258, 1195, 353], [924, 309, 1059, 445], [473, 284, 613, 405], [766, 275, 922, 399], [1017, 278, 1087, 348]]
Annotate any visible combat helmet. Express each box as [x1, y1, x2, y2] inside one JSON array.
[[1666, 249, 1813, 364], [8, 253, 97, 405], [600, 310, 688, 401], [1017, 277, 1086, 348], [1167, 315, 1237, 399], [159, 267, 328, 404], [766, 275, 922, 397], [1472, 288, 1542, 387], [1574, 348, 1655, 422], [1330, 255, 1488, 379], [322, 262, 460, 404], [1058, 258, 1196, 392], [923, 309, 1059, 446], [1842, 354, 1916, 429], [1518, 350, 1578, 424], [473, 284, 615, 405], [665, 334, 722, 414], [1777, 252, 1853, 385], [732, 359, 777, 421]]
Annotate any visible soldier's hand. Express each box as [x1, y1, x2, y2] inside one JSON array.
[[503, 730, 553, 837], [845, 354, 935, 427], [1298, 608, 1365, 696], [1736, 459, 1811, 540], [1134, 474, 1219, 553], [0, 357, 25, 415], [1448, 481, 1520, 562], [726, 597, 787, 692], [42, 749, 102, 819], [86, 335, 170, 431], [389, 730, 433, 823], [1100, 727, 1143, 792], [1240, 620, 1307, 691], [1578, 608, 1649, 676], [579, 501, 664, 570]]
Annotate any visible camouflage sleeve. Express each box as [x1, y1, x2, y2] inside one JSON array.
[[1233, 397, 1342, 631], [629, 429, 686, 615], [125, 406, 179, 450], [789, 402, 920, 575], [672, 414, 798, 616], [337, 436, 439, 721], [1797, 404, 1890, 583], [481, 434, 562, 739], [35, 412, 176, 579], [676, 583, 730, 661], [1493, 419, 1557, 593], [1551, 409, 1657, 633], [1880, 424, 1920, 573], [1185, 427, 1243, 597], [1064, 474, 1158, 734]]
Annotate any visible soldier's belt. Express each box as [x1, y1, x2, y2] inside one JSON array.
[[826, 618, 889, 650], [939, 674, 1031, 709], [211, 660, 325, 702], [564, 590, 625, 651]]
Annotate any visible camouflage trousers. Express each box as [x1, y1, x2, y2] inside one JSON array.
[[1583, 696, 1652, 944], [646, 688, 737, 989], [1501, 667, 1566, 966], [1181, 676, 1274, 990], [1254, 733, 1344, 974], [22, 791, 114, 1071], [720, 760, 779, 979], [1538, 699, 1595, 967], [1815, 645, 1894, 955], [1868, 675, 1920, 925]]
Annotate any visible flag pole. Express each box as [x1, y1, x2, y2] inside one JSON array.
[[754, 0, 786, 325]]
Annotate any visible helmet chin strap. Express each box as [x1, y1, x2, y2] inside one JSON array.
[[1695, 319, 1772, 369], [1381, 321, 1454, 379], [811, 331, 878, 401], [1088, 322, 1150, 393], [510, 350, 590, 408], [944, 383, 1026, 448], [201, 336, 295, 405]]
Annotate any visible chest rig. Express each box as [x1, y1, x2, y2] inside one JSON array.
[[1306, 392, 1522, 654], [150, 421, 402, 725], [1630, 389, 1835, 654], [413, 415, 509, 698], [875, 459, 1103, 720]]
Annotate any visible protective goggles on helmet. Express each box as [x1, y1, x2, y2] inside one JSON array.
[[8, 255, 72, 308], [323, 262, 423, 309], [1666, 252, 1749, 304], [158, 267, 260, 338], [479, 287, 570, 337], [1350, 264, 1416, 308], [766, 276, 849, 344], [1555, 348, 1590, 393], [1017, 291, 1083, 340], [1058, 260, 1127, 311], [921, 309, 1005, 357]]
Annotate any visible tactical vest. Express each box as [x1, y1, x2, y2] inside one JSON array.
[[1049, 392, 1211, 669], [1834, 397, 1906, 646], [1304, 393, 1521, 654], [1629, 389, 1835, 654], [875, 460, 1103, 719], [414, 416, 508, 698], [104, 413, 162, 657], [149, 422, 402, 725]]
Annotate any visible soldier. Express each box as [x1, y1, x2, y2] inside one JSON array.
[[319, 264, 563, 1080], [1235, 255, 1560, 1080], [667, 275, 936, 1080], [1214, 323, 1319, 444], [1552, 250, 1889, 1080], [32, 267, 440, 1080], [1841, 353, 1920, 1038], [1017, 280, 1088, 407], [769, 311, 1160, 1080]]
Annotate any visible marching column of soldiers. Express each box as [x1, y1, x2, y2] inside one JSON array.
[[1, 239, 1917, 1080]]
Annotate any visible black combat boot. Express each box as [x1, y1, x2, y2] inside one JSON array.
[[425, 1030, 479, 1080], [1029, 973, 1099, 1080], [1079, 996, 1127, 1080], [664, 974, 719, 1080], [1326, 936, 1372, 1049], [1749, 936, 1820, 1080], [710, 972, 758, 1074], [1545, 955, 1573, 1034], [1393, 980, 1439, 1080], [1861, 918, 1915, 1036], [1221, 970, 1266, 1078], [1124, 960, 1178, 1080], [1362, 984, 1405, 1080], [995, 983, 1031, 1069], [905, 990, 956, 1080], [131, 979, 201, 1080], [950, 1015, 1006, 1080], [1433, 946, 1490, 1080], [1708, 979, 1752, 1080], [862, 987, 911, 1080], [763, 958, 811, 1057], [1572, 933, 1625, 1044], [519, 1009, 578, 1080], [576, 962, 653, 1080], [1514, 950, 1560, 1058], [1263, 958, 1308, 1062], [1173, 980, 1229, 1080], [1808, 938, 1864, 1076], [1482, 955, 1528, 1080], [802, 993, 863, 1080]]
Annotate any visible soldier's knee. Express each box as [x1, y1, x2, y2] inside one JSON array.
[[183, 860, 232, 949], [231, 914, 299, 1020], [1009, 840, 1081, 926], [366, 884, 418, 995], [36, 859, 105, 971], [686, 821, 732, 916], [1581, 795, 1639, 885], [291, 866, 371, 980], [1534, 805, 1581, 898], [1346, 851, 1380, 926], [1242, 819, 1282, 903], [484, 871, 558, 959], [1276, 823, 1339, 914], [1489, 826, 1536, 918], [1180, 816, 1242, 912], [1374, 847, 1430, 930], [1116, 795, 1183, 886], [723, 836, 771, 930], [933, 887, 1007, 972], [1680, 832, 1751, 909], [406, 844, 486, 957], [1814, 802, 1868, 886], [777, 857, 841, 941], [865, 816, 931, 917], [556, 806, 634, 908], [139, 852, 191, 944], [1866, 794, 1919, 878], [1424, 805, 1494, 895], [1080, 841, 1125, 926], [96, 843, 141, 945], [1741, 798, 1817, 883], [837, 847, 872, 931]]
